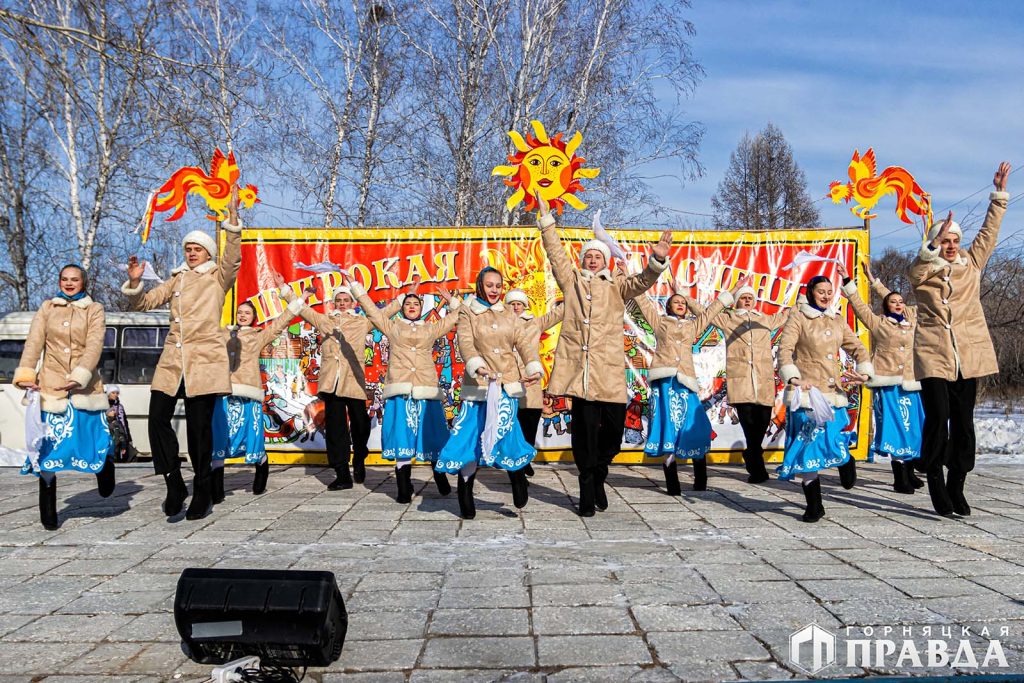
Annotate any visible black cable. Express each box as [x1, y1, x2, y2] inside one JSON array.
[[234, 664, 305, 683]]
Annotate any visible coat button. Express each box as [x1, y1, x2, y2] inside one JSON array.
[[944, 324, 951, 329], [491, 323, 498, 329], [175, 342, 182, 348], [899, 346, 905, 351], [942, 299, 948, 304], [411, 346, 417, 351], [64, 347, 71, 353], [828, 378, 835, 384], [898, 364, 904, 369], [493, 348, 500, 353], [942, 276, 950, 282], [586, 295, 592, 300], [674, 357, 680, 362], [826, 354, 833, 360], [174, 317, 181, 323], [62, 321, 70, 327], [582, 345, 589, 351], [174, 292, 181, 297], [748, 360, 753, 365], [825, 330, 832, 336]]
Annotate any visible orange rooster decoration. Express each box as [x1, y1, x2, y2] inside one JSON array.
[[140, 148, 259, 243], [829, 148, 932, 226]]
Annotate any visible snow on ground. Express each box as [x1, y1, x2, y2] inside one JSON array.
[[976, 401, 1024, 463]]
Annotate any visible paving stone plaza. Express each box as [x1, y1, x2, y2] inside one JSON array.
[[1, 461, 1022, 681]]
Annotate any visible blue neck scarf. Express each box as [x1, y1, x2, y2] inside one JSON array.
[[475, 296, 494, 309], [886, 312, 906, 324], [56, 290, 87, 302]]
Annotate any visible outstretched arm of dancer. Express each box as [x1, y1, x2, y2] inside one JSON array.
[[426, 285, 463, 340], [536, 302, 564, 331], [536, 196, 576, 290], [967, 162, 1011, 270], [254, 275, 313, 348], [837, 263, 881, 332], [618, 230, 672, 300], [218, 185, 244, 292], [122, 256, 175, 311], [346, 272, 396, 337]]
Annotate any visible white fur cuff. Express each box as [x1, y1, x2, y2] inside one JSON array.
[[350, 281, 368, 298], [70, 393, 109, 412], [718, 290, 735, 307], [231, 383, 265, 402], [647, 255, 670, 274], [69, 366, 93, 388], [780, 363, 801, 384], [121, 280, 145, 296], [841, 280, 858, 296], [856, 361, 876, 379], [538, 214, 557, 230], [524, 361, 543, 378], [465, 356, 487, 378], [221, 220, 243, 234], [918, 244, 941, 263], [991, 191, 1010, 202], [285, 297, 305, 315]]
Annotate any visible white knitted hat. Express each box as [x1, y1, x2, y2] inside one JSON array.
[[504, 289, 529, 305], [182, 230, 217, 258], [735, 285, 756, 299], [332, 286, 353, 298], [580, 239, 611, 263]]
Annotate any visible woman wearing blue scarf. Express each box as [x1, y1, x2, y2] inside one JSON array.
[[838, 262, 924, 494], [777, 273, 874, 522], [435, 267, 543, 518], [14, 265, 114, 529]]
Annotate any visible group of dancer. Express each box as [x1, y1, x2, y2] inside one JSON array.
[[14, 163, 1010, 528]]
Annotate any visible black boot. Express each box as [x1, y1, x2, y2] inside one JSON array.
[[395, 465, 413, 504], [211, 467, 225, 504], [891, 461, 914, 494], [433, 470, 452, 496], [162, 470, 188, 517], [838, 458, 857, 490], [328, 465, 353, 490], [96, 458, 116, 498], [662, 460, 681, 496], [692, 458, 708, 491], [743, 449, 770, 484], [508, 469, 529, 509], [907, 466, 925, 489], [926, 469, 955, 517], [38, 477, 58, 530], [524, 464, 535, 477], [594, 466, 609, 511], [352, 456, 366, 485], [946, 470, 971, 516], [801, 478, 825, 523], [457, 474, 476, 519], [185, 475, 212, 520], [577, 471, 596, 517], [252, 462, 270, 495]]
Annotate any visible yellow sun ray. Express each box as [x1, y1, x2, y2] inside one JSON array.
[[491, 165, 518, 177], [505, 187, 526, 211], [530, 120, 549, 144], [563, 194, 588, 210], [564, 131, 583, 158], [508, 131, 530, 153], [575, 167, 601, 179]]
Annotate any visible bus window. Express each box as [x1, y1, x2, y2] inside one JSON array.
[[119, 326, 168, 384], [0, 339, 25, 382], [98, 327, 117, 384]]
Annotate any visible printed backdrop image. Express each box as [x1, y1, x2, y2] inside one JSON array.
[[224, 226, 871, 465]]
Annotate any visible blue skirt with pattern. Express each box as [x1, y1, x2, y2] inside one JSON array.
[[212, 396, 267, 465], [435, 392, 535, 473], [644, 377, 712, 461], [776, 406, 852, 480], [381, 395, 450, 463], [21, 404, 112, 476], [871, 385, 923, 462]]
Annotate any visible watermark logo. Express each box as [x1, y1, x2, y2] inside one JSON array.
[[788, 624, 1012, 674], [789, 623, 836, 675]]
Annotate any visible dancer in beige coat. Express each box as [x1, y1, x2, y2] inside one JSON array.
[[15, 265, 114, 529], [537, 198, 671, 516], [910, 162, 1011, 517], [123, 190, 243, 521]]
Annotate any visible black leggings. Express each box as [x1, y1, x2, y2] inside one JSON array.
[[517, 408, 542, 445], [918, 375, 977, 475], [734, 403, 772, 476], [320, 393, 371, 469], [149, 384, 217, 484]]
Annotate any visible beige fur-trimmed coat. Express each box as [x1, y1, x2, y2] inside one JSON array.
[[842, 279, 919, 391], [14, 296, 108, 413], [457, 298, 543, 403]]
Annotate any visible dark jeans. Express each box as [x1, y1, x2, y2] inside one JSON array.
[[149, 384, 217, 486], [918, 375, 977, 475], [517, 408, 542, 445], [570, 399, 627, 496], [320, 392, 371, 470], [735, 403, 772, 476]]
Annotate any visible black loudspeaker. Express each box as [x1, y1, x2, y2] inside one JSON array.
[[174, 568, 347, 667]]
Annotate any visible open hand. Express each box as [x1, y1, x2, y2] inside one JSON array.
[[535, 192, 551, 219], [523, 372, 541, 387], [436, 285, 453, 304], [228, 184, 239, 224], [57, 381, 81, 392], [730, 273, 753, 296], [836, 263, 849, 280], [931, 211, 955, 247], [651, 230, 673, 261], [127, 256, 144, 285], [994, 161, 1011, 192], [841, 370, 868, 387]]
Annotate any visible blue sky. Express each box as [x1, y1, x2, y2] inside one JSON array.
[[652, 0, 1024, 252]]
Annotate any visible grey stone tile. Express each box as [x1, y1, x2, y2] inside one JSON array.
[[327, 639, 423, 671], [4, 614, 133, 643], [428, 609, 529, 637], [420, 636, 535, 668], [648, 630, 771, 664], [533, 606, 634, 635], [537, 634, 652, 667], [632, 604, 741, 632]]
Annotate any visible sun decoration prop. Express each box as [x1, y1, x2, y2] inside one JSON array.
[[492, 120, 600, 214]]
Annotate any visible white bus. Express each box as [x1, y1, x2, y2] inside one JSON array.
[[0, 310, 185, 456]]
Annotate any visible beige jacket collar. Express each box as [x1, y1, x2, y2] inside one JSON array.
[[172, 260, 218, 276], [798, 301, 838, 319], [580, 268, 614, 282], [468, 298, 506, 314]]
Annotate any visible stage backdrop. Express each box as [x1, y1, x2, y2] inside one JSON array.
[[224, 226, 872, 465]]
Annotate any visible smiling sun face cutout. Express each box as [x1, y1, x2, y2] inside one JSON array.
[[492, 120, 600, 214]]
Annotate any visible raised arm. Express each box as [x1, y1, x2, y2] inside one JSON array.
[[218, 185, 243, 292], [121, 256, 176, 311], [13, 304, 48, 389], [426, 292, 463, 341], [350, 281, 395, 337], [692, 297, 728, 336], [618, 231, 672, 300], [968, 162, 1011, 270], [537, 212, 576, 290], [254, 291, 307, 349], [631, 292, 661, 326], [536, 302, 564, 331]]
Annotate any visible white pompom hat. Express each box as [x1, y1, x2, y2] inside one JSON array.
[[735, 285, 756, 299], [504, 289, 529, 305], [926, 219, 963, 242], [182, 230, 217, 258]]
